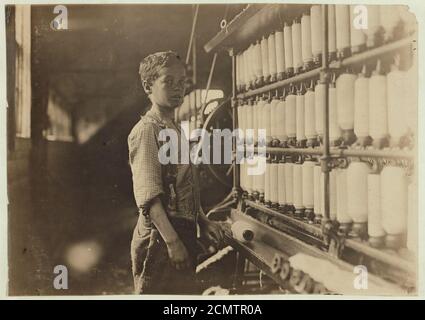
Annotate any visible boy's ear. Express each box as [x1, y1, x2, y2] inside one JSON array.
[[142, 80, 152, 95]]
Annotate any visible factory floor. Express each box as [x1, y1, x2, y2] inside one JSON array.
[[9, 170, 137, 296], [8, 140, 138, 296]]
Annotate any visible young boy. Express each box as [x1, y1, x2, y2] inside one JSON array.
[[128, 51, 225, 294]]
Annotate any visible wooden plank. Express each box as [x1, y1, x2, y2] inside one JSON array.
[[204, 4, 266, 53]]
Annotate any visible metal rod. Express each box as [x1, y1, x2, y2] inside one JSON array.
[[192, 34, 197, 86], [231, 49, 240, 196], [321, 4, 330, 222], [254, 146, 413, 160], [330, 34, 416, 69], [246, 200, 323, 239], [203, 52, 218, 107], [345, 238, 416, 275], [186, 4, 200, 65], [331, 148, 414, 160], [257, 147, 323, 156], [237, 67, 321, 99]]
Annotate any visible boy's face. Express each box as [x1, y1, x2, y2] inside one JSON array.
[[146, 63, 186, 109]]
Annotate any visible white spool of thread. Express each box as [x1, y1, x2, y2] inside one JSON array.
[[336, 73, 357, 133], [231, 221, 255, 243], [284, 23, 294, 73], [236, 54, 241, 89], [263, 102, 272, 144], [381, 165, 408, 249], [276, 99, 286, 142], [301, 14, 313, 66], [366, 5, 382, 48], [335, 5, 351, 58], [354, 70, 369, 141], [258, 100, 270, 143], [268, 33, 277, 81], [254, 41, 263, 83], [302, 161, 315, 212], [336, 169, 352, 228], [285, 162, 294, 206], [380, 5, 401, 41], [329, 82, 341, 143], [407, 181, 417, 254], [264, 161, 271, 203], [313, 165, 322, 218], [293, 164, 304, 211], [278, 162, 286, 206], [387, 64, 408, 144], [257, 155, 266, 195], [247, 45, 254, 86], [237, 105, 243, 137], [275, 30, 285, 77], [252, 101, 259, 144], [246, 102, 254, 145], [252, 155, 259, 194], [270, 162, 279, 205], [245, 157, 254, 194], [292, 19, 302, 71], [261, 36, 270, 81], [270, 98, 280, 142], [328, 5, 337, 58], [350, 5, 366, 53], [368, 173, 386, 247], [249, 43, 257, 87], [296, 91, 306, 142], [347, 162, 370, 237], [315, 82, 325, 137], [243, 103, 250, 139], [243, 49, 250, 89], [304, 87, 316, 140], [242, 102, 248, 134], [320, 171, 326, 218], [285, 92, 297, 139], [245, 46, 252, 86], [329, 170, 337, 221], [404, 59, 418, 135], [369, 65, 389, 143], [256, 99, 266, 144], [310, 5, 322, 61], [246, 45, 254, 87]]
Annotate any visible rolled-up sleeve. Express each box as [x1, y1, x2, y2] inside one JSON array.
[[128, 122, 164, 216]]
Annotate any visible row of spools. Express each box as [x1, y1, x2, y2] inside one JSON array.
[[236, 4, 416, 92], [239, 157, 417, 253], [237, 58, 417, 148]]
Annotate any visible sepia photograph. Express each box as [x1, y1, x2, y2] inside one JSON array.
[[3, 1, 420, 297]]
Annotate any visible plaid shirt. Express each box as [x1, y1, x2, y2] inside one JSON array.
[[128, 108, 200, 221]]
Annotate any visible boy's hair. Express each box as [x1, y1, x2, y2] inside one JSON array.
[[139, 51, 184, 85]]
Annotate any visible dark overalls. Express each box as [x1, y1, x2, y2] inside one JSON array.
[[128, 108, 201, 294]]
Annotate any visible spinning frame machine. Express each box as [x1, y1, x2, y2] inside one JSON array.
[[202, 4, 418, 295]]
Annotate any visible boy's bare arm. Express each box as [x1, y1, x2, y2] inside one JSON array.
[[197, 209, 227, 246], [149, 197, 191, 270]]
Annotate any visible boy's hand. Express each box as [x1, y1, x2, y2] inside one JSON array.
[[200, 220, 226, 248], [166, 239, 191, 270]]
